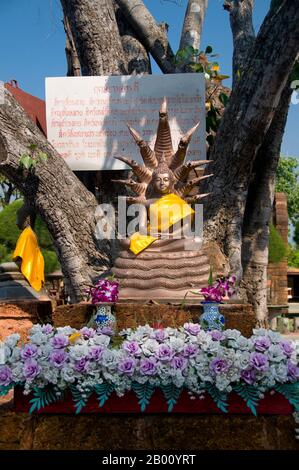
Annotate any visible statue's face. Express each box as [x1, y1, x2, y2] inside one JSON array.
[[153, 172, 171, 194]]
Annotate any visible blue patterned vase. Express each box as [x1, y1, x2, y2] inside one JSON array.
[[92, 303, 116, 331], [200, 302, 225, 331]]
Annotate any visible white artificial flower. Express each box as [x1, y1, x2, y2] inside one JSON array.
[[270, 363, 288, 383], [91, 334, 110, 347], [56, 326, 76, 335], [224, 329, 241, 340], [169, 336, 185, 353], [69, 344, 90, 360], [4, 334, 20, 349], [268, 344, 285, 363], [141, 339, 159, 356]]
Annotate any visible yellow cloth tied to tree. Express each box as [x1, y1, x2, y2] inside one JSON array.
[[13, 226, 45, 291], [129, 193, 195, 255]]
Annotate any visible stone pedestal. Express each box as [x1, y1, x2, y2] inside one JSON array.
[[0, 301, 52, 340], [53, 301, 256, 337], [0, 395, 298, 450]]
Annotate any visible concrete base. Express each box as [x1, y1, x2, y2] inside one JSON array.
[[0, 394, 298, 450]]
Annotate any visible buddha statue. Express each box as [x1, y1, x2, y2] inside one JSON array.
[[111, 99, 227, 301]]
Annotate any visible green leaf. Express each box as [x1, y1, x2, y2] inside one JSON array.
[[37, 152, 48, 163], [19, 154, 33, 170], [190, 63, 204, 73], [219, 93, 229, 107], [29, 386, 60, 413], [161, 383, 182, 412], [94, 381, 115, 408], [274, 382, 299, 411], [28, 143, 38, 152], [205, 383, 228, 413], [205, 46, 213, 54], [233, 383, 260, 416], [70, 385, 92, 414], [132, 381, 155, 412], [0, 385, 13, 397]]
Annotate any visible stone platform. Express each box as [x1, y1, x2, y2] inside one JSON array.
[[53, 301, 256, 337], [0, 300, 52, 340], [0, 393, 298, 450]]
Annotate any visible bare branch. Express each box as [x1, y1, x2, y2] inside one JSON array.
[[113, 0, 151, 74], [223, 0, 255, 88], [63, 15, 81, 76], [179, 0, 208, 51], [115, 0, 176, 73]]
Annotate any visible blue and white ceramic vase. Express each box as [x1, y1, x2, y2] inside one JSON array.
[[92, 303, 116, 331], [200, 302, 225, 331]]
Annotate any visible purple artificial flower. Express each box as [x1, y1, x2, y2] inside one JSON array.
[[154, 329, 167, 342], [184, 323, 201, 335], [250, 352, 269, 372], [122, 341, 141, 357], [171, 356, 188, 370], [88, 278, 119, 304], [209, 330, 225, 342], [97, 326, 114, 336], [155, 344, 174, 362], [74, 358, 90, 373], [200, 274, 236, 302], [79, 327, 96, 339], [210, 358, 229, 375], [23, 359, 40, 379], [0, 365, 12, 386], [287, 360, 299, 380], [279, 341, 294, 358], [254, 336, 271, 352], [50, 334, 69, 349], [41, 324, 54, 335], [20, 344, 38, 360], [49, 350, 68, 368], [241, 367, 256, 385], [118, 358, 136, 376], [140, 358, 157, 376], [88, 345, 104, 361], [183, 344, 199, 358]]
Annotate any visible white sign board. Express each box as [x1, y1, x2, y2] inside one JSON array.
[[46, 74, 205, 171]]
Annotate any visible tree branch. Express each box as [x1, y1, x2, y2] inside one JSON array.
[[115, 0, 176, 73], [60, 0, 127, 75], [204, 0, 299, 282], [63, 15, 81, 77], [0, 87, 111, 301], [223, 0, 255, 88], [113, 1, 152, 74], [179, 0, 208, 51]]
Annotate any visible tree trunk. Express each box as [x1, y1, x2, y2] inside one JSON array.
[[240, 81, 293, 326], [179, 0, 208, 51], [204, 0, 299, 284], [60, 0, 127, 75], [0, 88, 110, 302], [223, 0, 255, 87]]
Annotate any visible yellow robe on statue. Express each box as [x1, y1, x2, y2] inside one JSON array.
[[13, 226, 45, 291], [129, 193, 195, 255]]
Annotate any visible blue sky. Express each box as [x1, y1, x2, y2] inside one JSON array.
[[0, 0, 297, 157]]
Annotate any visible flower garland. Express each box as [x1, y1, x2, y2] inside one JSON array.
[[1, 324, 298, 414]]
